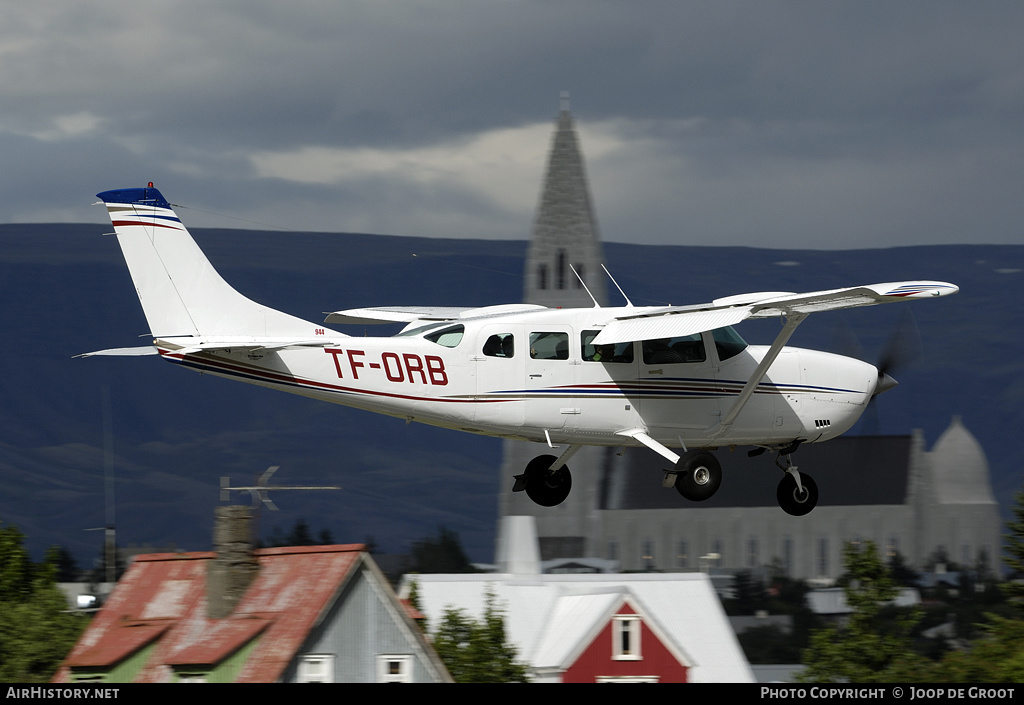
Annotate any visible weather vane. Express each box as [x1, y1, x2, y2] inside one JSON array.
[[220, 466, 341, 511]]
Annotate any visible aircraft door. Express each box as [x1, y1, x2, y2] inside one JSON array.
[[522, 326, 576, 434], [474, 325, 526, 430], [578, 330, 644, 440], [637, 332, 722, 438]]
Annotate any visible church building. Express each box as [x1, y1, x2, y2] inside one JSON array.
[[498, 100, 1002, 582]]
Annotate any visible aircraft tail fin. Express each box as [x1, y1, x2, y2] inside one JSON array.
[[96, 185, 325, 341]]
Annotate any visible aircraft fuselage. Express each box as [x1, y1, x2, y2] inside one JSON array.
[[155, 305, 877, 452]]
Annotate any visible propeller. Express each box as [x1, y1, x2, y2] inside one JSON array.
[[872, 307, 922, 396], [832, 306, 922, 434]]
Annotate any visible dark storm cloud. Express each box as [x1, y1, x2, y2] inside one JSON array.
[[2, 2, 1022, 247]]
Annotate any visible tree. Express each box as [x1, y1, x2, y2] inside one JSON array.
[[409, 526, 476, 573], [0, 521, 87, 682], [432, 589, 528, 683], [799, 540, 925, 683], [1003, 487, 1024, 605]]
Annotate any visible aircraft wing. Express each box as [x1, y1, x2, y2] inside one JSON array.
[[590, 280, 958, 345], [325, 303, 547, 326], [324, 306, 473, 325]]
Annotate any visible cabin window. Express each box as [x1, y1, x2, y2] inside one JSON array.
[[424, 325, 464, 348], [530, 332, 569, 360], [642, 334, 706, 364], [482, 333, 515, 358], [581, 331, 633, 363], [711, 326, 748, 361], [612, 616, 642, 660]]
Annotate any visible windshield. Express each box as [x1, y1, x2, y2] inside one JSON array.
[[396, 322, 464, 347], [712, 326, 748, 361]]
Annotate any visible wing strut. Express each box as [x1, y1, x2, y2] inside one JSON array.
[[617, 429, 681, 465], [711, 314, 808, 440]]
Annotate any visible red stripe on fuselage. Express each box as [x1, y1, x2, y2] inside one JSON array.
[[158, 348, 508, 405]]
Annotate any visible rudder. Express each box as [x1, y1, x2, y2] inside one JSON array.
[[96, 185, 322, 341]]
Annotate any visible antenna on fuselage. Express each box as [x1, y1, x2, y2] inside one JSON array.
[[602, 264, 635, 307], [570, 264, 601, 308]]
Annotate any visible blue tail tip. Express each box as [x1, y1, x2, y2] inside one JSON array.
[[96, 183, 170, 208]]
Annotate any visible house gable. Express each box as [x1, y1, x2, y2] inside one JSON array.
[[55, 545, 451, 683], [562, 601, 689, 683]]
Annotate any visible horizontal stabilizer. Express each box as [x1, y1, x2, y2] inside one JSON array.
[[155, 336, 341, 355], [76, 345, 159, 358]]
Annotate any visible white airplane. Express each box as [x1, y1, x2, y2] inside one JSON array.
[[87, 184, 958, 515]]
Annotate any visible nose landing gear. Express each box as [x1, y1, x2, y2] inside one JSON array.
[[775, 453, 818, 516]]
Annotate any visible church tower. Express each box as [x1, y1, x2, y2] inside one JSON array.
[[498, 95, 610, 562], [524, 93, 607, 308]]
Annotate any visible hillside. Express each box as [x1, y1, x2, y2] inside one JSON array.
[[1, 223, 1021, 566]]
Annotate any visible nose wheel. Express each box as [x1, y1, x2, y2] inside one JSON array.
[[775, 454, 818, 516]]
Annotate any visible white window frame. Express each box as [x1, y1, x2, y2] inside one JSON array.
[[611, 616, 642, 661], [296, 654, 335, 683], [377, 654, 413, 683]]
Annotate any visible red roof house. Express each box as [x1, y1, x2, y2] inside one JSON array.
[[54, 538, 450, 683]]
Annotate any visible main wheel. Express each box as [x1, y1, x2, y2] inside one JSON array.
[[523, 454, 572, 507], [674, 450, 722, 501], [777, 472, 818, 516]]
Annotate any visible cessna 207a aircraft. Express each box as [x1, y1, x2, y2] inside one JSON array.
[[88, 185, 957, 515]]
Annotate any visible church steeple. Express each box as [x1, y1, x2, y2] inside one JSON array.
[[524, 94, 607, 307]]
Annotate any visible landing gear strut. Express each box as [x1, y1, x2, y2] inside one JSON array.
[[674, 450, 722, 502], [513, 454, 573, 507], [775, 453, 818, 516]]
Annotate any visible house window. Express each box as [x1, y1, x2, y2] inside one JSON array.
[[297, 654, 335, 683], [612, 616, 641, 660], [377, 655, 412, 683]]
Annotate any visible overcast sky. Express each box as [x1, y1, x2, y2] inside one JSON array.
[[3, 2, 1023, 249]]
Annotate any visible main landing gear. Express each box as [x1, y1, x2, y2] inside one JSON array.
[[671, 450, 723, 502], [513, 454, 573, 507]]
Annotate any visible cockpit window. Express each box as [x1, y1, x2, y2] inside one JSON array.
[[643, 334, 706, 364], [581, 330, 634, 363], [424, 325, 464, 348], [711, 326, 747, 361]]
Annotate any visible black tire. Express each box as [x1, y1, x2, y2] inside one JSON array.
[[674, 450, 722, 501], [777, 472, 818, 516], [523, 454, 572, 507]]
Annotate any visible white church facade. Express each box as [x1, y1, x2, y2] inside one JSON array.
[[498, 101, 1002, 582]]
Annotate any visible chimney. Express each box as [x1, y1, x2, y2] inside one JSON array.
[[207, 505, 259, 619]]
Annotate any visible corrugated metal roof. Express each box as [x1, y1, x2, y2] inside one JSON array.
[[56, 545, 365, 683], [404, 572, 754, 683]]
